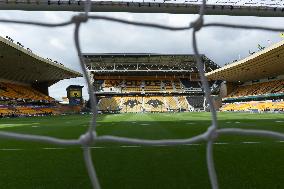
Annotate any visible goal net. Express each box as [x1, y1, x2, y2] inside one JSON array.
[[0, 0, 284, 189]]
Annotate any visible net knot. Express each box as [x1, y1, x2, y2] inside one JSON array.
[[79, 131, 96, 146], [205, 125, 218, 141], [72, 14, 89, 24], [190, 17, 203, 31]]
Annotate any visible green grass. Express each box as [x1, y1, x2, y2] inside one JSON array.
[[0, 112, 283, 189]]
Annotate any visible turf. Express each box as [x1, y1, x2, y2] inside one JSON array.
[[0, 112, 283, 189]]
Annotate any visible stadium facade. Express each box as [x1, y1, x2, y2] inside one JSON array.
[[0, 36, 82, 117], [83, 53, 221, 113]]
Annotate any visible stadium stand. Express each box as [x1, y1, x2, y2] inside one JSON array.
[[144, 96, 166, 112], [228, 80, 284, 98], [180, 79, 199, 88], [180, 79, 202, 92], [221, 101, 284, 112], [186, 96, 204, 109], [166, 96, 179, 110], [95, 95, 197, 112], [0, 36, 82, 118], [15, 106, 44, 116], [0, 106, 14, 117], [83, 54, 220, 113], [178, 96, 191, 110], [0, 82, 53, 102], [97, 97, 120, 112], [163, 80, 174, 93], [144, 80, 162, 93], [38, 107, 58, 114], [206, 40, 284, 113], [122, 96, 143, 113], [173, 80, 182, 92], [0, 105, 59, 117]]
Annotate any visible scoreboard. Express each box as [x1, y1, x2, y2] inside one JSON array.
[[66, 85, 83, 106]]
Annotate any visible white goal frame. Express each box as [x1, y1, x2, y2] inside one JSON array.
[[0, 0, 284, 189], [1, 0, 284, 16]]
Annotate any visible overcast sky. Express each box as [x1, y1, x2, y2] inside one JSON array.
[[0, 11, 283, 100]]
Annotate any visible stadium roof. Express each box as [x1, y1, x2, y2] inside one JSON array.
[[0, 36, 82, 86], [83, 53, 220, 76], [206, 40, 284, 82], [2, 0, 284, 17]]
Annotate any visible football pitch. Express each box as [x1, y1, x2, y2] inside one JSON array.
[[0, 112, 283, 189]]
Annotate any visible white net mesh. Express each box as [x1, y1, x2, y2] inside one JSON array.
[[0, 0, 284, 189]]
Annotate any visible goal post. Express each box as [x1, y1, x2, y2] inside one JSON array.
[[1, 0, 284, 17]]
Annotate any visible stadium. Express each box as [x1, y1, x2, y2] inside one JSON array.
[[0, 1, 284, 189]]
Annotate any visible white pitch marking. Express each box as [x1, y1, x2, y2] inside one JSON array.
[[186, 123, 195, 125], [214, 142, 229, 145], [1, 141, 283, 152], [242, 141, 260, 144], [140, 123, 150, 126], [32, 126, 39, 128], [0, 148, 23, 151], [235, 121, 241, 124], [90, 146, 105, 149], [275, 120, 284, 123], [43, 147, 65, 150]]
